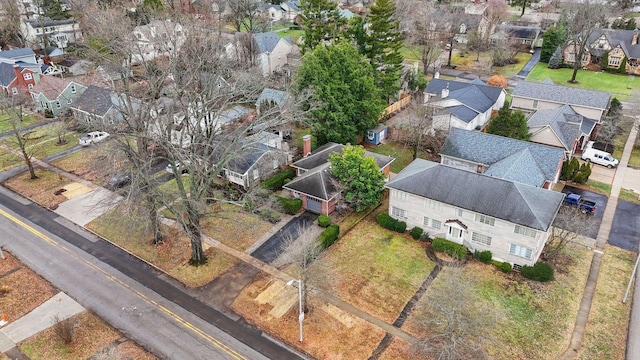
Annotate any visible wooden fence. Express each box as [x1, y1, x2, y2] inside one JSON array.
[[379, 94, 411, 121]]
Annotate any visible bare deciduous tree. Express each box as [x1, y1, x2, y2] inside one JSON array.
[[564, 1, 607, 83], [545, 205, 597, 260]]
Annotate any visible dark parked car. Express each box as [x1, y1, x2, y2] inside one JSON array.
[[563, 193, 597, 214], [107, 173, 132, 189]]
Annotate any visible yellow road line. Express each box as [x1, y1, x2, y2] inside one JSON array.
[[0, 208, 245, 360]]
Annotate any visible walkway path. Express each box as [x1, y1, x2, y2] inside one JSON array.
[[560, 116, 639, 359], [516, 48, 541, 78]]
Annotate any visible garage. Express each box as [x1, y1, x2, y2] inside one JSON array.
[[306, 196, 323, 214]]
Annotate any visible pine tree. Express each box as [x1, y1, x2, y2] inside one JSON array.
[[541, 23, 567, 63], [548, 46, 563, 69], [299, 0, 345, 53]]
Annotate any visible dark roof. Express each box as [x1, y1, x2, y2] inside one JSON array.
[[494, 25, 540, 40], [512, 80, 611, 110], [440, 128, 565, 187], [527, 104, 596, 151], [72, 85, 114, 116], [256, 88, 290, 107], [0, 63, 17, 86], [283, 163, 340, 200], [587, 29, 640, 59], [426, 78, 504, 122], [291, 142, 395, 171], [225, 143, 274, 175], [26, 17, 76, 28], [385, 159, 564, 231]]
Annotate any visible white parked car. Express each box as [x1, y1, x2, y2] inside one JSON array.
[[165, 161, 190, 174], [79, 131, 110, 146]]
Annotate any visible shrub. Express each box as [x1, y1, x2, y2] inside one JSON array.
[[520, 262, 554, 282], [474, 250, 493, 263], [319, 224, 340, 248], [259, 209, 281, 224], [278, 197, 302, 215], [420, 232, 431, 242], [376, 213, 397, 231], [432, 238, 467, 260], [410, 227, 424, 240], [261, 169, 296, 190], [395, 221, 407, 233], [52, 315, 75, 345], [318, 215, 331, 227], [500, 262, 513, 273]]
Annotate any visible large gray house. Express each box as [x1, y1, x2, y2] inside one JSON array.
[[385, 159, 565, 268]]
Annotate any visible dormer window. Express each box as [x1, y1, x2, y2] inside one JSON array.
[[71, 84, 76, 93], [23, 73, 32, 80]]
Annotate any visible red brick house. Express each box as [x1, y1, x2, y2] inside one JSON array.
[[0, 63, 40, 97]]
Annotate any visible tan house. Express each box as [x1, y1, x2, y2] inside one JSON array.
[[385, 159, 565, 268], [563, 29, 640, 75], [511, 79, 611, 121], [527, 104, 597, 156]]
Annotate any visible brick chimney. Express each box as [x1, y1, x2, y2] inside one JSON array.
[[302, 134, 311, 157], [12, 65, 21, 82]]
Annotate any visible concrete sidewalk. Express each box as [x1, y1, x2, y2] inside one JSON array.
[[0, 292, 85, 352]]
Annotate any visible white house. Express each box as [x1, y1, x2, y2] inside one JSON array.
[[21, 17, 83, 49], [424, 78, 506, 133], [253, 32, 293, 76], [385, 159, 565, 268], [129, 20, 186, 65]]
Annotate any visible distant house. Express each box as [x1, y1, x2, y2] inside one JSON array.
[[283, 137, 395, 215], [424, 78, 506, 133], [0, 48, 42, 74], [511, 79, 611, 121], [71, 85, 140, 128], [262, 4, 284, 22], [21, 17, 83, 49], [228, 31, 293, 76], [29, 75, 88, 116], [430, 11, 490, 44], [0, 63, 39, 97], [385, 159, 564, 268], [490, 25, 542, 49], [440, 128, 565, 189], [527, 104, 597, 156], [256, 87, 290, 114], [280, 0, 301, 22], [563, 29, 640, 75], [129, 20, 186, 65]]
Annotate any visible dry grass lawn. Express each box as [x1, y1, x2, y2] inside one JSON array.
[[232, 273, 387, 360], [318, 218, 436, 323], [87, 207, 238, 287], [19, 311, 156, 360], [403, 243, 592, 359], [578, 245, 635, 360], [51, 143, 127, 185], [379, 337, 418, 360], [3, 169, 72, 209], [0, 252, 57, 322], [201, 203, 272, 251]]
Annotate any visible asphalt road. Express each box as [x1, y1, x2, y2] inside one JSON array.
[[610, 199, 640, 251], [0, 186, 303, 360]]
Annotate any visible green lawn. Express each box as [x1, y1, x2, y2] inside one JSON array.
[[0, 113, 45, 134], [527, 63, 640, 100], [277, 28, 303, 40], [400, 45, 424, 62], [366, 141, 427, 173], [492, 52, 532, 78], [2, 124, 79, 159], [586, 179, 612, 195]]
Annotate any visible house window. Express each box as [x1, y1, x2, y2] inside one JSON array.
[[454, 208, 463, 217], [423, 217, 441, 230], [510, 244, 533, 259], [23, 73, 32, 80], [28, 84, 33, 89], [70, 85, 77, 93], [609, 56, 622, 67], [11, 87, 18, 95], [472, 232, 492, 246], [55, 101, 61, 109], [424, 199, 442, 210], [393, 190, 408, 201], [273, 159, 278, 169], [448, 227, 462, 239], [514, 225, 537, 238], [532, 100, 539, 108], [253, 169, 259, 180], [475, 214, 495, 226], [42, 102, 48, 109], [391, 207, 407, 219], [566, 53, 576, 63]]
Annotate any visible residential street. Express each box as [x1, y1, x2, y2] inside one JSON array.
[[0, 186, 302, 360]]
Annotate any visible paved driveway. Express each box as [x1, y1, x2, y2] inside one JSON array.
[[251, 211, 318, 264], [610, 200, 640, 251], [558, 185, 607, 239]]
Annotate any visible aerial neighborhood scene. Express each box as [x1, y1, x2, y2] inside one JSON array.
[[1, 0, 640, 358]]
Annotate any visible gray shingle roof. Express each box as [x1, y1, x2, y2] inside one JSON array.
[[26, 17, 76, 28], [253, 32, 289, 53], [72, 85, 115, 116], [527, 104, 596, 151], [494, 25, 540, 40], [0, 48, 35, 59], [512, 80, 611, 110], [291, 142, 395, 171], [225, 143, 274, 174], [587, 29, 640, 59], [440, 128, 565, 187], [0, 63, 17, 86], [283, 163, 340, 200], [256, 88, 290, 107], [385, 159, 565, 231], [426, 78, 504, 119]]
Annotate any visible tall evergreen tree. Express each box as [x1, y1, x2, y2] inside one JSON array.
[[294, 41, 385, 145], [299, 0, 345, 53], [540, 23, 567, 63], [486, 104, 530, 140], [364, 0, 404, 101]]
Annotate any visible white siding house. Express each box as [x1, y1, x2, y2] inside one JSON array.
[[385, 159, 564, 267]]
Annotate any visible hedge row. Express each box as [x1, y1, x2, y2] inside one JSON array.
[[278, 197, 302, 215], [491, 260, 512, 273], [376, 213, 407, 233], [320, 224, 340, 249], [261, 169, 296, 190], [432, 238, 467, 260], [473, 250, 492, 264]]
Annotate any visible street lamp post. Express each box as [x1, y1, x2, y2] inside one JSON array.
[[286, 279, 304, 343]]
